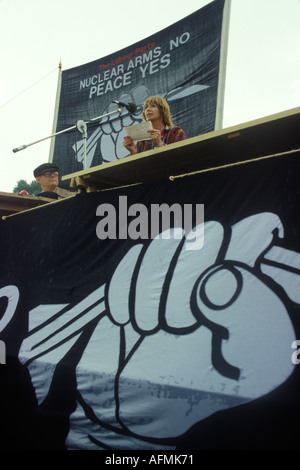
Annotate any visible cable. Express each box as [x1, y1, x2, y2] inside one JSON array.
[[0, 67, 58, 110]]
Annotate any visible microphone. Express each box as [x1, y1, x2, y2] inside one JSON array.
[[13, 145, 27, 153], [112, 100, 137, 113]]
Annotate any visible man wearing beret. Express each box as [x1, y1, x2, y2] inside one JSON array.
[[33, 162, 60, 199]]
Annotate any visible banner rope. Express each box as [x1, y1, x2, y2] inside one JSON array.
[[169, 147, 300, 181], [0, 67, 58, 110]]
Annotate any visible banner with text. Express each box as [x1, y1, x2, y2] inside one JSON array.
[[51, 0, 226, 180], [1, 152, 300, 450]]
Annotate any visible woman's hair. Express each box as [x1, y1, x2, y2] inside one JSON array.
[[142, 96, 174, 127]]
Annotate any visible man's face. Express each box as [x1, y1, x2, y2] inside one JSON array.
[[36, 171, 59, 191]]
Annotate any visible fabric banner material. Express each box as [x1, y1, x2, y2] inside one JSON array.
[[51, 0, 226, 181], [1, 152, 300, 450]]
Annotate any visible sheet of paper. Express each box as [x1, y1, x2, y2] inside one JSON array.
[[124, 121, 153, 141]]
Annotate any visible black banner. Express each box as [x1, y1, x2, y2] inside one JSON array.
[[1, 151, 300, 450], [52, 0, 225, 181]]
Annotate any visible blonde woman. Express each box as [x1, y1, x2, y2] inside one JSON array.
[[123, 96, 187, 155]]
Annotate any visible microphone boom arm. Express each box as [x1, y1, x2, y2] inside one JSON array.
[[12, 107, 122, 169]]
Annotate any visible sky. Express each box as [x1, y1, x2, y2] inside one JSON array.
[[0, 0, 299, 193]]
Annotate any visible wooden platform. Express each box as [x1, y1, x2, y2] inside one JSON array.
[[0, 192, 56, 218], [62, 106, 300, 192]]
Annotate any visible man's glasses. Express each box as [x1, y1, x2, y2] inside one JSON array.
[[41, 171, 58, 177]]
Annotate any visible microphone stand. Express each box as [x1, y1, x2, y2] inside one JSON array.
[[12, 107, 122, 170]]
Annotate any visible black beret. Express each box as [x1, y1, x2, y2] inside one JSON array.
[[34, 163, 59, 177]]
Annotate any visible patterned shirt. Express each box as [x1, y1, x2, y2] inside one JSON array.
[[135, 126, 187, 153]]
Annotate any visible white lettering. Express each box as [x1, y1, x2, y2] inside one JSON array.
[[118, 196, 128, 239], [184, 203, 205, 250], [170, 32, 190, 50], [139, 54, 171, 78], [139, 63, 149, 79], [128, 203, 149, 240], [96, 204, 117, 239], [96, 197, 205, 249], [151, 203, 183, 239], [0, 340, 6, 364], [149, 58, 160, 75], [160, 53, 171, 69], [88, 72, 132, 98], [291, 340, 300, 365]]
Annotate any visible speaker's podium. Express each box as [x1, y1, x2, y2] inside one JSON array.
[[62, 106, 300, 193]]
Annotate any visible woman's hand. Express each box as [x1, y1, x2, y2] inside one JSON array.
[[123, 136, 136, 155], [147, 129, 163, 147]]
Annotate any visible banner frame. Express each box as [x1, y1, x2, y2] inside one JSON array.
[[215, 0, 232, 130], [48, 61, 63, 163]]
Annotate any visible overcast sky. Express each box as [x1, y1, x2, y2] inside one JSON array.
[[0, 0, 299, 193]]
